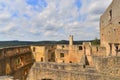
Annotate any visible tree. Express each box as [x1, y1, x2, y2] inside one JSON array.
[[92, 37, 100, 46]]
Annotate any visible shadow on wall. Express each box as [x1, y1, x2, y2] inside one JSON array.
[[42, 79, 53, 80]]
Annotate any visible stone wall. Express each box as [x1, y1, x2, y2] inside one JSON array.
[[31, 46, 46, 62], [55, 44, 84, 63], [91, 46, 106, 56], [31, 45, 56, 62], [0, 46, 35, 80], [100, 0, 120, 45], [27, 62, 120, 80], [0, 76, 14, 80], [93, 56, 120, 76], [56, 45, 69, 50], [100, 0, 120, 56]]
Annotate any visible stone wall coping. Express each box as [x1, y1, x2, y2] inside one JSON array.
[[0, 45, 30, 50]]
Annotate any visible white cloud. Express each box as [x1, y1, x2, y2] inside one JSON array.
[[0, 23, 15, 32], [0, 0, 112, 41]]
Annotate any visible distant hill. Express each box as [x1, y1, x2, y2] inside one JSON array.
[[0, 40, 100, 48]]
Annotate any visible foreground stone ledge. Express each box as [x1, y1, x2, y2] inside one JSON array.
[[0, 76, 14, 80], [27, 62, 120, 80]]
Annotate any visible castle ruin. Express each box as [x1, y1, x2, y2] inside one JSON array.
[[1, 0, 120, 80]]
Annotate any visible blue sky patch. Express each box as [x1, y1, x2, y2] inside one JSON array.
[[11, 11, 19, 17], [75, 0, 82, 9], [26, 0, 47, 12], [0, 2, 6, 10], [26, 0, 47, 7], [23, 14, 31, 19], [26, 0, 39, 6]]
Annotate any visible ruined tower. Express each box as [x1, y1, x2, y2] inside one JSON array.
[[69, 35, 73, 45], [100, 0, 120, 56]]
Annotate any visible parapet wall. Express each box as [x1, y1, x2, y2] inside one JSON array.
[[93, 56, 120, 76], [0, 76, 14, 80], [91, 46, 106, 56], [27, 62, 120, 80]]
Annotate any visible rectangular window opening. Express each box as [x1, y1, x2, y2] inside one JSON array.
[[60, 53, 64, 58]]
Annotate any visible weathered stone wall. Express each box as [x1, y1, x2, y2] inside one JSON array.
[[27, 62, 120, 80], [56, 44, 69, 50], [66, 45, 84, 63], [100, 0, 120, 56], [100, 0, 120, 45], [55, 49, 69, 63], [31, 45, 56, 62], [31, 46, 46, 62], [91, 46, 106, 56], [55, 44, 84, 63], [0, 46, 35, 80], [0, 76, 14, 80], [93, 56, 120, 76]]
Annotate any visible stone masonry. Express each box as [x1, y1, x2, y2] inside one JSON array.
[[27, 0, 120, 80], [1, 0, 120, 80]]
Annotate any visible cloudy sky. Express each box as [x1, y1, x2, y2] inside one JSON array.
[[0, 0, 112, 41]]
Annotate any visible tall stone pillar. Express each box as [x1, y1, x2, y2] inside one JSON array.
[[69, 35, 73, 45]]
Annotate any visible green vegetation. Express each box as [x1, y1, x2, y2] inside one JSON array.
[[91, 38, 100, 46]]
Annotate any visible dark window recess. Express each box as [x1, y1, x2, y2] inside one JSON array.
[[62, 45, 64, 48], [69, 61, 72, 63], [119, 22, 120, 24], [96, 47, 98, 52], [109, 10, 112, 21], [79, 46, 83, 50], [60, 53, 64, 58], [33, 47, 36, 52], [115, 46, 118, 51], [114, 29, 116, 31], [42, 79, 53, 80], [51, 53, 55, 58], [41, 57, 43, 62], [48, 59, 50, 62], [48, 50, 51, 52]]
